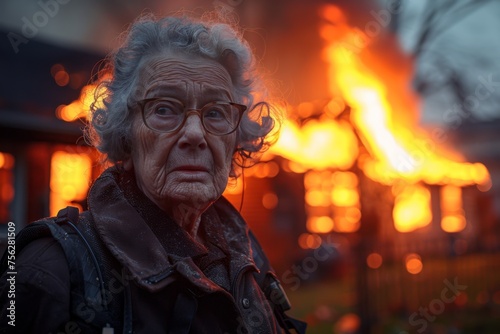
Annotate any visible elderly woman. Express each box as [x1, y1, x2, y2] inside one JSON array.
[[0, 15, 306, 334]]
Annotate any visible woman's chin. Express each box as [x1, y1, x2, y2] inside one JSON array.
[[162, 184, 218, 207]]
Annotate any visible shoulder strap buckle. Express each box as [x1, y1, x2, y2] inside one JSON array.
[[55, 206, 80, 225], [266, 278, 292, 312]]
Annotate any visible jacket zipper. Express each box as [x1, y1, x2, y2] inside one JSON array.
[[143, 267, 176, 285]]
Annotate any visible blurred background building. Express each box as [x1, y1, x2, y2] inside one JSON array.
[[1, 0, 500, 333]]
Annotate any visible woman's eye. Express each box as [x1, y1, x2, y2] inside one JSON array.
[[205, 106, 227, 119], [153, 102, 181, 116], [155, 107, 174, 116]]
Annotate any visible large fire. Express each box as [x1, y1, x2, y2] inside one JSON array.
[[267, 5, 490, 236]]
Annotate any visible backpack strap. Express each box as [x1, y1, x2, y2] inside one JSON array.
[[54, 206, 108, 314], [55, 206, 133, 334], [249, 230, 307, 334], [53, 207, 116, 329]]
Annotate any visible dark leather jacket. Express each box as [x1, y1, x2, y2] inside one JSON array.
[[0, 168, 283, 333]]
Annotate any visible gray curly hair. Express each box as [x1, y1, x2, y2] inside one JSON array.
[[87, 14, 281, 176]]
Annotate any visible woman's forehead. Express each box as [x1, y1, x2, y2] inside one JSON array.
[[143, 82, 232, 100], [138, 54, 233, 92]]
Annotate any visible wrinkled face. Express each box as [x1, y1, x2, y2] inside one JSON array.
[[127, 53, 237, 214]]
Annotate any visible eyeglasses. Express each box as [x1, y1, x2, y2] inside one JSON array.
[[136, 97, 247, 136]]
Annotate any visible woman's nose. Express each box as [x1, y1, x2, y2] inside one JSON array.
[[177, 113, 207, 149]]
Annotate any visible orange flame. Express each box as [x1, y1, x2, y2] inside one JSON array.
[[320, 6, 490, 188], [269, 4, 491, 234], [272, 118, 358, 170]]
